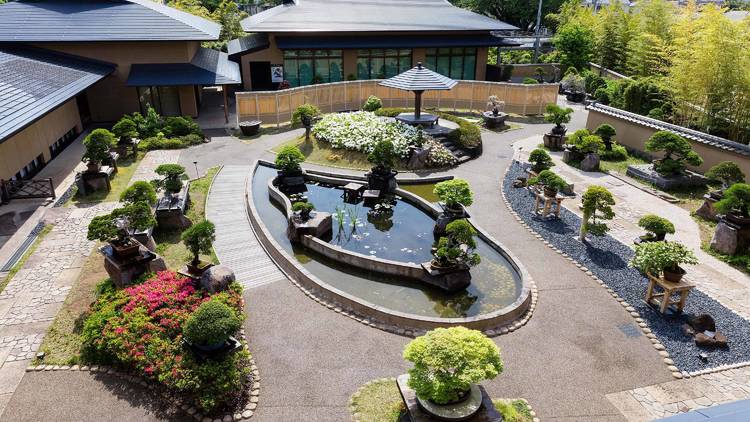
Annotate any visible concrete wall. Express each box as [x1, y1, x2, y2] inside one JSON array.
[[586, 108, 750, 180], [35, 41, 201, 121], [0, 99, 82, 180]]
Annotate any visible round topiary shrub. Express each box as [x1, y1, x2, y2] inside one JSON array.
[[82, 129, 116, 165], [183, 298, 242, 348], [362, 95, 383, 112], [120, 181, 157, 206], [528, 148, 554, 173], [638, 214, 675, 241], [434, 179, 474, 210], [181, 220, 216, 267], [275, 145, 306, 174], [403, 327, 503, 405]]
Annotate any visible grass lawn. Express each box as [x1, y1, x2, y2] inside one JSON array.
[[349, 379, 533, 422], [154, 166, 220, 269], [272, 136, 409, 171], [0, 225, 52, 295], [598, 155, 650, 175], [70, 152, 144, 205]]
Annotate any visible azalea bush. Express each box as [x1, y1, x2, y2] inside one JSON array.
[[81, 271, 250, 414], [312, 111, 420, 158], [424, 139, 457, 167]]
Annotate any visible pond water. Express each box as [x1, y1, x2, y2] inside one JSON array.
[[251, 165, 523, 318]]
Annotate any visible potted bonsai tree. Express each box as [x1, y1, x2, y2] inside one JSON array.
[[594, 124, 617, 151], [292, 201, 315, 221], [181, 219, 216, 275], [645, 131, 703, 176], [433, 179, 473, 236], [366, 140, 399, 194], [183, 297, 242, 354], [637, 215, 675, 243], [630, 240, 699, 283], [112, 117, 138, 156], [535, 66, 545, 83], [482, 96, 507, 128], [275, 145, 306, 187], [403, 327, 503, 419], [82, 129, 116, 173], [432, 219, 481, 269], [578, 185, 615, 242], [543, 104, 574, 150], [292, 103, 321, 141], [714, 182, 750, 227], [705, 161, 745, 195], [87, 202, 156, 258], [120, 181, 157, 206], [528, 148, 554, 174], [561, 72, 586, 102], [152, 164, 187, 197], [575, 134, 605, 172], [529, 170, 568, 198]]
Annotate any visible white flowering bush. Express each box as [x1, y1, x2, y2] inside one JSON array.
[[312, 111, 419, 158], [425, 139, 458, 167]]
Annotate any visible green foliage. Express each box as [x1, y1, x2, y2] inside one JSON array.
[[403, 327, 502, 405], [138, 133, 202, 151], [82, 129, 115, 164], [433, 219, 481, 268], [594, 124, 617, 141], [434, 179, 474, 208], [120, 181, 157, 206], [561, 72, 586, 94], [529, 170, 568, 192], [522, 77, 539, 84], [600, 144, 629, 161], [582, 70, 606, 93], [164, 116, 202, 137], [442, 114, 482, 149], [450, 0, 566, 33], [544, 104, 574, 128], [87, 202, 156, 243], [580, 185, 615, 239], [575, 134, 605, 154], [705, 162, 745, 188], [292, 201, 315, 220], [630, 240, 699, 275], [528, 148, 555, 173], [362, 95, 383, 112], [493, 399, 533, 422], [367, 140, 397, 170], [181, 220, 216, 265], [621, 77, 668, 116], [184, 298, 241, 346], [645, 131, 703, 175], [715, 183, 750, 217], [154, 164, 187, 193], [638, 214, 675, 239], [112, 118, 138, 141], [131, 106, 164, 139], [554, 22, 595, 71], [292, 103, 321, 126], [275, 145, 306, 173]]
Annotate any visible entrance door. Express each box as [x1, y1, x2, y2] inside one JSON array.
[[249, 61, 273, 91], [76, 93, 91, 125]]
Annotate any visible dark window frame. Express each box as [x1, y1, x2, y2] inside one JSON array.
[[283, 49, 344, 87], [425, 47, 477, 80], [356, 49, 413, 80], [137, 86, 182, 116]]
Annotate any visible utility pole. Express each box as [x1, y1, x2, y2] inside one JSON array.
[[532, 0, 543, 62]]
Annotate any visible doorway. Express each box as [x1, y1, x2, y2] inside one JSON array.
[[76, 93, 91, 126], [249, 61, 273, 91]]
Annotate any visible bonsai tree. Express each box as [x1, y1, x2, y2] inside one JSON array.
[[705, 161, 745, 190], [594, 124, 617, 151], [120, 181, 157, 206], [528, 170, 568, 197], [432, 219, 481, 268], [292, 201, 315, 221], [183, 298, 242, 349], [112, 118, 138, 143], [87, 202, 156, 246], [367, 140, 397, 173], [275, 145, 306, 175], [544, 104, 574, 136], [82, 129, 115, 170], [292, 103, 321, 127], [630, 240, 698, 280], [714, 183, 750, 218], [403, 327, 503, 405], [535, 66, 545, 82], [578, 186, 615, 242], [645, 131, 703, 176], [574, 134, 605, 155], [528, 148, 554, 173], [434, 179, 473, 212], [561, 72, 585, 95], [362, 95, 383, 112], [153, 164, 186, 194], [638, 214, 675, 242], [181, 220, 216, 268], [486, 95, 505, 114]]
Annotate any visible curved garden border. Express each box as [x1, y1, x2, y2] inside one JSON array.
[[246, 160, 536, 335]]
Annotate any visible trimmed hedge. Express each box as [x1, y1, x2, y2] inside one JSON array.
[[374, 108, 482, 149]]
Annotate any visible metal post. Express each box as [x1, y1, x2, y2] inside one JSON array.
[[533, 0, 544, 62], [222, 86, 229, 124]]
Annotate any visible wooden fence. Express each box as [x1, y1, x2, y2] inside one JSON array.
[[236, 80, 559, 126]]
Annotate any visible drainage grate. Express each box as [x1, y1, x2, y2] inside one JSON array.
[[617, 323, 642, 338], [0, 222, 45, 272]]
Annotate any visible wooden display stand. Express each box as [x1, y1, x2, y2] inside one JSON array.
[[533, 191, 565, 218], [645, 273, 695, 314]]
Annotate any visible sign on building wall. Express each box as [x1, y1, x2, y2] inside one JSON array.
[[271, 65, 284, 83]]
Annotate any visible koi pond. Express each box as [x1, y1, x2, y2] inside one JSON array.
[[251, 164, 525, 319]]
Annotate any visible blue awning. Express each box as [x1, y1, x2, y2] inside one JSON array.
[[127, 48, 240, 87], [274, 34, 519, 50]]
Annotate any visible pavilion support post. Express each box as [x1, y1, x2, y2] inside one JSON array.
[[414, 90, 423, 119], [222, 87, 229, 124]]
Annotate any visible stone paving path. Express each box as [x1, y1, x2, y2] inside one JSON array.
[[206, 165, 286, 289], [130, 150, 183, 183]]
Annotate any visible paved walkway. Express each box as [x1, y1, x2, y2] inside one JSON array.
[[130, 150, 182, 183], [206, 165, 285, 289]]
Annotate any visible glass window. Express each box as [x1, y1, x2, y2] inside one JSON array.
[[424, 47, 477, 79], [356, 49, 412, 80], [283, 50, 343, 87], [137, 86, 182, 116]]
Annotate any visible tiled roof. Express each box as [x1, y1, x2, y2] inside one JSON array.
[[227, 33, 270, 57], [127, 48, 240, 86], [0, 0, 220, 42], [241, 0, 517, 33], [0, 46, 114, 143], [273, 34, 518, 50], [587, 103, 750, 157]]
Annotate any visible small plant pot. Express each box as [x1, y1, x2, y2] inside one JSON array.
[[187, 261, 212, 276], [111, 241, 140, 259], [543, 186, 558, 198], [86, 162, 101, 173], [663, 266, 686, 283], [726, 212, 750, 228], [416, 384, 483, 421]]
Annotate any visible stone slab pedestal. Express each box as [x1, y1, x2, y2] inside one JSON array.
[[287, 211, 332, 242], [626, 164, 707, 190], [101, 244, 167, 288], [397, 374, 502, 422], [421, 262, 471, 292], [76, 168, 114, 196], [156, 185, 191, 230], [695, 194, 720, 221]]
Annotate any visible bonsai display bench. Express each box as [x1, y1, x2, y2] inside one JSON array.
[[363, 189, 381, 206], [645, 273, 695, 314], [342, 182, 365, 203], [533, 191, 564, 218]]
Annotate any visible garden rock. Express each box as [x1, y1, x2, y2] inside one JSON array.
[[710, 221, 738, 255], [407, 147, 430, 170], [685, 314, 728, 348], [200, 265, 236, 293], [512, 177, 527, 188], [695, 195, 719, 221], [580, 153, 600, 172]]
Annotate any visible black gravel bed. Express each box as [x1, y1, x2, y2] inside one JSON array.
[[503, 161, 750, 373]]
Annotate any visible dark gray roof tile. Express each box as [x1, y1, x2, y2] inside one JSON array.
[[127, 48, 240, 86]]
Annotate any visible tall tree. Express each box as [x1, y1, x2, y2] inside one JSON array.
[[451, 0, 567, 31], [553, 22, 595, 71], [594, 2, 632, 73], [625, 0, 673, 77]]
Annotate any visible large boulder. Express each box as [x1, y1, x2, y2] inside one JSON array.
[[580, 153, 601, 172], [710, 221, 739, 255], [200, 265, 236, 293]]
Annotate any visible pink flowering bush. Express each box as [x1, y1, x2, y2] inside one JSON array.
[[81, 271, 249, 413]]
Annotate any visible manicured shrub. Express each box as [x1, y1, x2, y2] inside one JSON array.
[[594, 124, 616, 147], [179, 133, 205, 146], [131, 106, 164, 139], [120, 181, 157, 206], [528, 148, 554, 173], [275, 145, 305, 173], [600, 144, 628, 161], [181, 220, 216, 266], [82, 129, 115, 164], [164, 116, 202, 137], [705, 161, 745, 189], [638, 215, 675, 241], [442, 114, 482, 149], [630, 241, 698, 276], [434, 179, 473, 209], [528, 170, 568, 192], [574, 134, 605, 154], [112, 118, 138, 142], [292, 201, 314, 219], [403, 327, 503, 404], [291, 103, 321, 126], [715, 183, 750, 217], [433, 219, 480, 267], [87, 202, 156, 244], [522, 77, 539, 84], [362, 95, 383, 112], [313, 111, 420, 157], [373, 107, 406, 118], [579, 185, 615, 241], [138, 134, 185, 151], [645, 131, 703, 176], [183, 298, 242, 346], [154, 164, 187, 193], [367, 140, 397, 170]]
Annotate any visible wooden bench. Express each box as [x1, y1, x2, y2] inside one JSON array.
[[645, 273, 695, 314], [533, 190, 565, 218]]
